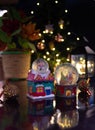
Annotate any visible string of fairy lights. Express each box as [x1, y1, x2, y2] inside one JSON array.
[[25, 0, 80, 71], [0, 0, 84, 71]]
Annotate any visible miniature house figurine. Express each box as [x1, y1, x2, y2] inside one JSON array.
[[54, 63, 79, 97], [27, 58, 55, 99], [28, 99, 54, 116]]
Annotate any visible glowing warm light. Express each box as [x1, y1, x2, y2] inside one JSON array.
[[39, 33, 42, 37], [44, 29, 53, 34], [37, 2, 40, 6], [46, 51, 49, 55], [61, 39, 64, 42], [45, 29, 49, 33], [56, 74, 61, 84], [43, 55, 46, 59], [50, 116, 55, 124], [56, 59, 61, 63], [52, 48, 55, 51], [71, 55, 95, 77], [47, 58, 50, 61], [80, 57, 84, 60], [31, 50, 35, 53], [55, 0, 58, 4], [53, 100, 56, 108], [50, 31, 53, 34], [56, 54, 59, 57], [76, 37, 80, 40], [66, 48, 70, 51], [67, 32, 71, 35], [43, 30, 46, 33], [58, 19, 64, 29], [65, 9, 68, 13], [31, 11, 34, 14], [74, 58, 86, 75], [60, 25, 63, 29], [49, 109, 79, 129], [55, 62, 60, 66], [45, 24, 54, 34], [42, 39, 45, 43], [87, 61, 94, 73], [67, 58, 70, 62], [71, 55, 86, 76], [87, 78, 90, 84]]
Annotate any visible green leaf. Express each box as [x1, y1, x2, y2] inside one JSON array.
[[28, 42, 36, 51], [8, 7, 21, 21], [0, 29, 11, 43], [0, 17, 3, 27], [11, 28, 21, 36], [7, 42, 16, 49], [20, 40, 29, 49], [18, 37, 28, 49], [18, 37, 36, 51]]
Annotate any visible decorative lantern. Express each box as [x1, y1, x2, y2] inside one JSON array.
[[70, 46, 95, 78]]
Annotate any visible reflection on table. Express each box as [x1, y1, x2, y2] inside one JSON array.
[[0, 80, 95, 130]]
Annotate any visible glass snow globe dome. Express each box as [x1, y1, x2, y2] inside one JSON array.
[[32, 58, 49, 74], [54, 63, 79, 86]]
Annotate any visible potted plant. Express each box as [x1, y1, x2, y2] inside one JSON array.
[[0, 7, 41, 79]]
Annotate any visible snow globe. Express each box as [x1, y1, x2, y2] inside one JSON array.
[[27, 58, 55, 99], [54, 63, 79, 98], [48, 109, 79, 129]]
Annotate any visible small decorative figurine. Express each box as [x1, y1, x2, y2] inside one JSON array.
[[0, 80, 18, 103], [27, 58, 55, 99], [54, 63, 79, 97], [77, 78, 92, 109]]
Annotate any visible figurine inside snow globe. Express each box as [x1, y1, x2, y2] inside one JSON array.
[[31, 58, 50, 78], [27, 58, 55, 100], [54, 63, 79, 98]]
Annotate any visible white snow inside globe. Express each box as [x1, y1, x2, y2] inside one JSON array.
[[54, 63, 79, 85]]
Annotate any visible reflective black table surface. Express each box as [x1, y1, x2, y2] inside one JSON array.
[[0, 80, 95, 130]]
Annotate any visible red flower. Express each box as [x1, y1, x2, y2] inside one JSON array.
[[0, 41, 7, 50], [0, 8, 38, 51], [1, 19, 20, 36]]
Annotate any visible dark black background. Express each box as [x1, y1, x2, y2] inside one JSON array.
[[66, 0, 95, 46], [0, 0, 95, 50], [19, 0, 95, 50]]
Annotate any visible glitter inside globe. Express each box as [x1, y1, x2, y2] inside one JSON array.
[[32, 58, 49, 74], [54, 63, 79, 85]]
